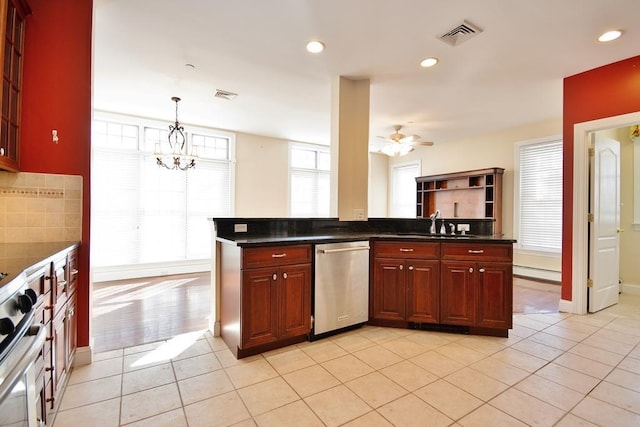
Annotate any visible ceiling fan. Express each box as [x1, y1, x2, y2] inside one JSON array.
[[372, 125, 434, 157]]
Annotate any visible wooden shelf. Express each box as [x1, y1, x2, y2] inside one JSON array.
[[415, 167, 504, 234]]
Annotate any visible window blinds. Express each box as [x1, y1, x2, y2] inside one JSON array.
[[518, 139, 563, 252]]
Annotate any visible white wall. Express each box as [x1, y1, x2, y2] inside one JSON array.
[[389, 118, 563, 278], [368, 153, 388, 217], [234, 132, 290, 217]]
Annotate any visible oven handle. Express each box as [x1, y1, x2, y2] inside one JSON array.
[[0, 324, 45, 404]]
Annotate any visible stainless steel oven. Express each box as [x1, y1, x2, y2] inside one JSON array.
[[0, 271, 45, 427]]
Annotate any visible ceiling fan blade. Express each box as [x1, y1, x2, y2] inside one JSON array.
[[412, 141, 434, 146]]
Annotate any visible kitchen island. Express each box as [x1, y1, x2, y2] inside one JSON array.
[[210, 218, 515, 358]]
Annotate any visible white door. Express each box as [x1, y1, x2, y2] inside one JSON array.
[[588, 134, 620, 312]]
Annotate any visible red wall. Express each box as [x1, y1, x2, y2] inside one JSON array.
[[20, 0, 92, 346], [562, 55, 640, 301]]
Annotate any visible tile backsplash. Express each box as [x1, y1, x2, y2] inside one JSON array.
[[0, 172, 82, 243]]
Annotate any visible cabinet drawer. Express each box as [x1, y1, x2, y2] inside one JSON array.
[[373, 241, 440, 259], [441, 243, 512, 262], [242, 245, 312, 268]]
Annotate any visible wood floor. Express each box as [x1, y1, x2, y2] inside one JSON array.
[[91, 273, 560, 353]]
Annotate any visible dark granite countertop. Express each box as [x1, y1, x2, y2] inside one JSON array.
[[216, 232, 515, 247], [0, 241, 80, 294]]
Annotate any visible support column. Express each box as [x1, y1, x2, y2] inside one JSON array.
[[330, 76, 370, 221]]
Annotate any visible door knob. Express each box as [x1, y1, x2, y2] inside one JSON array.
[[617, 228, 623, 234]]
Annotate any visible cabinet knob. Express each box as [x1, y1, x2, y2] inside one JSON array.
[[469, 267, 474, 273], [46, 336, 54, 342], [399, 265, 403, 270], [271, 253, 287, 258], [283, 272, 288, 280], [479, 268, 485, 273], [58, 280, 68, 286], [71, 269, 79, 275], [399, 248, 414, 252], [272, 274, 277, 281], [408, 265, 414, 270], [468, 250, 484, 254], [45, 366, 54, 372]]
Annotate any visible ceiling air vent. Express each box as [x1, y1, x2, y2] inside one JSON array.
[[439, 20, 483, 46], [214, 89, 238, 100]]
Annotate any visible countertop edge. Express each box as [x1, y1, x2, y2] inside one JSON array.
[[216, 234, 516, 247]]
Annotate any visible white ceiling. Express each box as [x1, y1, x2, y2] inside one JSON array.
[[93, 0, 640, 147]]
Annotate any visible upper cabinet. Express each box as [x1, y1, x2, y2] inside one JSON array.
[[416, 167, 504, 235], [0, 0, 30, 172]]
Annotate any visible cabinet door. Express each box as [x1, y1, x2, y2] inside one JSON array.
[[52, 308, 67, 398], [278, 263, 311, 339], [66, 291, 77, 367], [371, 258, 406, 321], [241, 267, 278, 349], [441, 260, 475, 326], [406, 259, 440, 324], [476, 262, 512, 329], [0, 0, 30, 172]]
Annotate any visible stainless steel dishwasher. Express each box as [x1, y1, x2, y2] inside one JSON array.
[[313, 241, 370, 339]]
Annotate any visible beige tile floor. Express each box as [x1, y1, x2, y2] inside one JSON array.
[[53, 294, 640, 427]]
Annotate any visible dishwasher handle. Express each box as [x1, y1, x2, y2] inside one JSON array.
[[318, 246, 370, 254]]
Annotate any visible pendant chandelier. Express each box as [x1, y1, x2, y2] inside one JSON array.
[[155, 96, 196, 170]]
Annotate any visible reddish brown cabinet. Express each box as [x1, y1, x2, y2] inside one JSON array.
[[26, 244, 79, 424], [370, 241, 440, 326], [0, 0, 30, 171], [221, 243, 311, 358], [441, 242, 512, 333], [371, 239, 512, 337]]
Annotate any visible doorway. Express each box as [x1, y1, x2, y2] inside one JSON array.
[[571, 111, 640, 314]]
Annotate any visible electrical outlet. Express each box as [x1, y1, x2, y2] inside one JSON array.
[[234, 223, 248, 233], [353, 209, 365, 220], [457, 224, 470, 232]]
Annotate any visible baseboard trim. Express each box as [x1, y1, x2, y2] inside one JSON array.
[[92, 260, 210, 282], [622, 282, 640, 295], [73, 345, 92, 366], [513, 266, 561, 283], [558, 298, 576, 314]]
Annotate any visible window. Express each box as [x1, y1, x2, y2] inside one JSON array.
[[91, 114, 234, 269], [289, 143, 330, 217], [390, 161, 421, 218], [514, 137, 563, 253]]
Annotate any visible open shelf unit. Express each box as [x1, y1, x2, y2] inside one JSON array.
[[416, 167, 504, 234]]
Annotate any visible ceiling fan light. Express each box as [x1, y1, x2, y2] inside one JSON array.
[[420, 57, 439, 68], [598, 30, 622, 42], [381, 143, 414, 157]]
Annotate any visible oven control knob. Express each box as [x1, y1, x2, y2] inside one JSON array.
[[17, 294, 34, 314], [24, 288, 38, 304], [0, 317, 15, 335]]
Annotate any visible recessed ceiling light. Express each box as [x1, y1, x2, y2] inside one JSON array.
[[306, 40, 325, 53], [598, 30, 622, 42], [420, 57, 439, 68]]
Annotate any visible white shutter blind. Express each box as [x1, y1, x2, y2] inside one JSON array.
[[91, 117, 234, 269], [289, 144, 330, 217], [391, 162, 420, 218], [518, 139, 563, 252]]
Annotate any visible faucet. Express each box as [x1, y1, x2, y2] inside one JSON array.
[[429, 210, 440, 234]]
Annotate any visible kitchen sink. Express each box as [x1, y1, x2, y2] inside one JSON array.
[[390, 233, 478, 239]]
